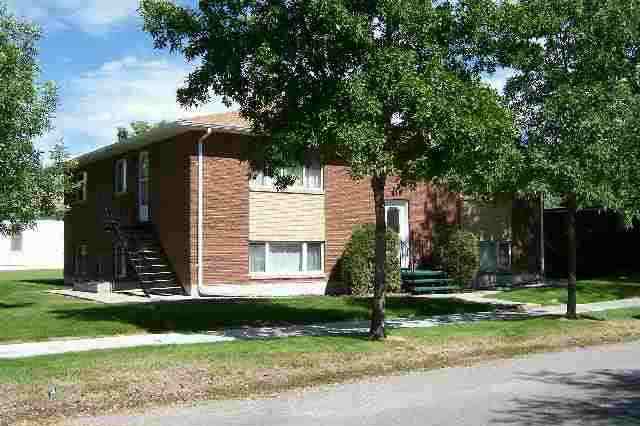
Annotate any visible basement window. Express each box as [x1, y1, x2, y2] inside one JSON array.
[[115, 243, 127, 278], [75, 244, 88, 276], [249, 242, 324, 275]]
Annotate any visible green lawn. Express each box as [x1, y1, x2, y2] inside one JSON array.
[[489, 278, 640, 305], [0, 270, 495, 343], [4, 306, 640, 425]]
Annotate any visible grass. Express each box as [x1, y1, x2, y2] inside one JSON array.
[[4, 307, 640, 425], [488, 277, 640, 305], [0, 270, 494, 343], [6, 270, 640, 425]]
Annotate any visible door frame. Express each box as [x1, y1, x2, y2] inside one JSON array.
[[385, 200, 410, 268], [138, 151, 150, 223]]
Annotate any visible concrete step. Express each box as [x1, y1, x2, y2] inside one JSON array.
[[138, 271, 174, 276], [140, 279, 177, 284], [134, 264, 171, 269]]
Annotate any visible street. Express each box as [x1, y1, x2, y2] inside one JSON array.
[[70, 342, 640, 426]]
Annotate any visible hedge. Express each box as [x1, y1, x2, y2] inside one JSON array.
[[341, 224, 401, 295]]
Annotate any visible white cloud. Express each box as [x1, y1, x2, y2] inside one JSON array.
[[6, 0, 139, 34], [41, 56, 231, 154]]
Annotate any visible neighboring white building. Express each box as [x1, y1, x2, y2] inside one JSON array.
[[0, 220, 64, 270]]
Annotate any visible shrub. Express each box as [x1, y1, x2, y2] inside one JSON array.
[[434, 227, 480, 287], [341, 224, 401, 296]]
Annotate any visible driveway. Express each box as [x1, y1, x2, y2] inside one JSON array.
[[68, 341, 640, 426]]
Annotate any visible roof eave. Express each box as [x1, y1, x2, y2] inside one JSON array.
[[72, 122, 253, 167]]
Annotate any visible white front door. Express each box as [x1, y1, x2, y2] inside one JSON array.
[[138, 151, 150, 222], [385, 200, 409, 268]]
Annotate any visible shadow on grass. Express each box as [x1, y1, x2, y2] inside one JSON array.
[[0, 302, 34, 309], [19, 278, 67, 288], [346, 297, 498, 317], [49, 297, 497, 335], [492, 369, 640, 425]]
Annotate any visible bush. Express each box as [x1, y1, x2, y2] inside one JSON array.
[[434, 227, 480, 287], [341, 224, 401, 296]]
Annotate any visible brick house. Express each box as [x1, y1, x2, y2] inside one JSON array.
[[65, 112, 542, 296]]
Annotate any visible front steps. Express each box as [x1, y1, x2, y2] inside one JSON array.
[[118, 225, 186, 297], [401, 268, 460, 294]]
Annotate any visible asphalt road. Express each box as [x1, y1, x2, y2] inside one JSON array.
[[72, 342, 640, 426]]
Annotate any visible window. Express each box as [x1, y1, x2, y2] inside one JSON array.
[[75, 244, 88, 276], [249, 242, 324, 274], [269, 243, 302, 273], [304, 159, 322, 190], [114, 159, 127, 194], [386, 207, 401, 234], [71, 172, 88, 203], [249, 243, 266, 273], [307, 242, 323, 271], [9, 230, 23, 252], [115, 244, 127, 278], [251, 161, 323, 191]]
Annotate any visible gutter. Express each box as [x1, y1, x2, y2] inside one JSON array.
[[195, 128, 214, 296]]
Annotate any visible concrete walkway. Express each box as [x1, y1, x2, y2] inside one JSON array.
[[2, 297, 640, 359], [0, 310, 530, 359], [453, 291, 640, 315]]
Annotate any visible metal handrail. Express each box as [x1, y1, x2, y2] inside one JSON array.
[[400, 239, 432, 271]]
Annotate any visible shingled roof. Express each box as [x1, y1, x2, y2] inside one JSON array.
[[75, 110, 251, 166], [177, 111, 250, 131]]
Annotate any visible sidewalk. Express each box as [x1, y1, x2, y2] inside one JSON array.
[[2, 298, 640, 359]]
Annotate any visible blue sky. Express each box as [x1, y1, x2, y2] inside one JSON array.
[[6, 1, 513, 157], [5, 0, 230, 156]]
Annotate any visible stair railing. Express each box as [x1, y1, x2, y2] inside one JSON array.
[[400, 239, 431, 271], [103, 208, 127, 247]]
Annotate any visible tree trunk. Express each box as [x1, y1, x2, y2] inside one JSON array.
[[566, 192, 577, 319], [370, 173, 387, 340]]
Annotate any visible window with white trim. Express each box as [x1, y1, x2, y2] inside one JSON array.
[[251, 160, 323, 191], [114, 158, 127, 194], [249, 242, 324, 274]]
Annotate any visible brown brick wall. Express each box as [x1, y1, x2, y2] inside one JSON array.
[[64, 133, 197, 289], [150, 132, 197, 290], [64, 158, 122, 283], [64, 148, 144, 283], [192, 132, 251, 284], [65, 131, 463, 289], [324, 166, 461, 281]]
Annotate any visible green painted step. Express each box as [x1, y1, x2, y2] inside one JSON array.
[[401, 269, 447, 278], [411, 285, 460, 293], [404, 278, 453, 285]]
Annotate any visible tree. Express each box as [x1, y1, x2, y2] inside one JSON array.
[[116, 120, 169, 142], [141, 0, 517, 339], [44, 141, 77, 220], [0, 4, 58, 235], [496, 0, 640, 318], [130, 120, 155, 136], [116, 127, 129, 142]]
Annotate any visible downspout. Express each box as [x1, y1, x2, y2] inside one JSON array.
[[540, 192, 545, 282], [195, 128, 214, 296]]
